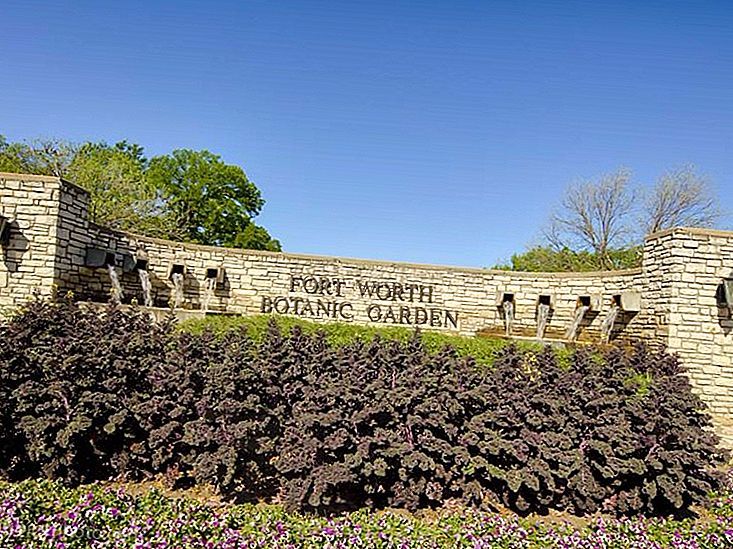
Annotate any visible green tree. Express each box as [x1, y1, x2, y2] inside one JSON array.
[[0, 136, 282, 251], [66, 142, 182, 239], [146, 149, 281, 251], [232, 223, 282, 252], [494, 245, 641, 272], [0, 136, 77, 176], [0, 136, 29, 173]]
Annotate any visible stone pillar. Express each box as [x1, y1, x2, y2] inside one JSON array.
[[0, 173, 64, 314], [644, 227, 733, 446]]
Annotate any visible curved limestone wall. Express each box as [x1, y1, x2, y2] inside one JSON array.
[[1, 173, 732, 445]]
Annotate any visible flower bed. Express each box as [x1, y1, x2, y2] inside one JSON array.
[[2, 478, 733, 548]]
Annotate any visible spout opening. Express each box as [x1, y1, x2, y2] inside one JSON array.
[[169, 264, 185, 279]]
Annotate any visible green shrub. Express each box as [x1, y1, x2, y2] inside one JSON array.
[[180, 314, 514, 366]]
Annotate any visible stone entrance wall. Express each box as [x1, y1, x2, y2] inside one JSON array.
[[0, 174, 65, 308], [1, 173, 732, 444], [642, 227, 733, 445]]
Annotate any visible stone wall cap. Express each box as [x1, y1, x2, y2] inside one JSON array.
[[0, 171, 61, 183], [0, 172, 90, 196], [114, 229, 642, 278], [646, 226, 733, 241], [59, 177, 91, 196]]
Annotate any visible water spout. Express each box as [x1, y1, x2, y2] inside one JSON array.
[[565, 305, 589, 342], [202, 276, 216, 312], [107, 264, 123, 305], [536, 302, 551, 340], [138, 268, 153, 307], [600, 305, 620, 343], [171, 272, 184, 308], [502, 300, 514, 336]]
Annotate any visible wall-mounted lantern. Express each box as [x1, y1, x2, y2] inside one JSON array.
[[0, 215, 9, 247], [716, 280, 733, 315], [724, 280, 733, 307]]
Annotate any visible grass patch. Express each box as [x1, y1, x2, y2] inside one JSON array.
[[179, 313, 539, 365]]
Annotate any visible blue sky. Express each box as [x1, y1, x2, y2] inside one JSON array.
[[2, 0, 732, 266]]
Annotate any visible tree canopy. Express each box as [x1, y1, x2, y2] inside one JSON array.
[[0, 136, 76, 176], [0, 135, 281, 251], [499, 166, 722, 272], [545, 168, 635, 269], [644, 165, 721, 234], [494, 245, 642, 273], [146, 149, 280, 250]]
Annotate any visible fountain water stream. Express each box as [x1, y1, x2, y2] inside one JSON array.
[[565, 305, 589, 342], [600, 305, 620, 343], [138, 269, 153, 307], [171, 272, 184, 308], [536, 303, 551, 340], [107, 264, 123, 305], [202, 277, 216, 312], [502, 300, 514, 336]]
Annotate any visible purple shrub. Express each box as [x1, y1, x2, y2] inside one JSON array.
[[0, 299, 727, 516]]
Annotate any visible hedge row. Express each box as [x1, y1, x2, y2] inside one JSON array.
[[179, 313, 525, 366], [0, 299, 727, 516]]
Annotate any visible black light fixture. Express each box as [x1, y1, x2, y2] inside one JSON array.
[[0, 215, 9, 246], [725, 280, 733, 307], [718, 280, 733, 307], [715, 280, 733, 319]]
